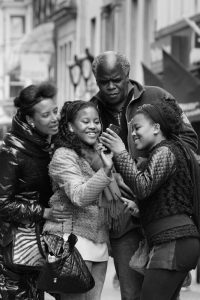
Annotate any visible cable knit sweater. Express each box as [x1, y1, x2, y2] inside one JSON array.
[[43, 147, 112, 243], [114, 140, 199, 244]]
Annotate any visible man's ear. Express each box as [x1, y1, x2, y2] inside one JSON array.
[[153, 123, 160, 135]]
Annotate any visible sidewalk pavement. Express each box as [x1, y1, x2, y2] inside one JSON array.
[[180, 269, 200, 300], [45, 258, 200, 300]]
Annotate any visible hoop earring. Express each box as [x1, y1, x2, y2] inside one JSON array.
[[68, 124, 74, 132], [29, 122, 35, 128]]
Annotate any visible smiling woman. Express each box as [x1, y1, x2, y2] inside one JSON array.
[[14, 82, 59, 139], [68, 104, 101, 146], [100, 101, 200, 300], [26, 98, 59, 137], [0, 82, 62, 299], [43, 100, 115, 300]]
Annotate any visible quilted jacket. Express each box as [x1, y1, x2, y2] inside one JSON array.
[[0, 111, 53, 299], [113, 140, 199, 244], [0, 112, 52, 226]]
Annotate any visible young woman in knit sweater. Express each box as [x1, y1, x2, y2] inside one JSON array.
[[100, 100, 200, 300], [43, 100, 131, 300]]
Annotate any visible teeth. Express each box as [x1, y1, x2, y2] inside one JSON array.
[[87, 133, 96, 136]]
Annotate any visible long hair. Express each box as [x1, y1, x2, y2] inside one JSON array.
[[135, 97, 183, 139], [54, 100, 100, 156]]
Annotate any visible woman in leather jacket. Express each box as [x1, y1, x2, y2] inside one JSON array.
[[0, 82, 64, 299]]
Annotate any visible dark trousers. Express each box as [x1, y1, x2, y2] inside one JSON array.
[[110, 229, 144, 300], [141, 269, 187, 300]]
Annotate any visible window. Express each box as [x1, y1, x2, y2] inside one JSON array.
[[90, 18, 96, 55], [10, 84, 24, 98], [101, 5, 114, 51], [9, 72, 24, 98], [57, 39, 73, 105], [171, 35, 190, 67], [10, 16, 25, 39]]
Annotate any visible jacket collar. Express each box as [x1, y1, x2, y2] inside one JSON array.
[[4, 111, 51, 158], [91, 79, 145, 108]]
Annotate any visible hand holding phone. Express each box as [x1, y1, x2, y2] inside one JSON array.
[[108, 124, 121, 135], [100, 124, 120, 153], [100, 123, 125, 154]]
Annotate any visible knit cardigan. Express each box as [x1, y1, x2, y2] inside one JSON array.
[[43, 147, 112, 243]]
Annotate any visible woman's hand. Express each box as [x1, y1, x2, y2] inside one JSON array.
[[100, 128, 126, 155], [96, 143, 113, 176], [43, 205, 69, 222]]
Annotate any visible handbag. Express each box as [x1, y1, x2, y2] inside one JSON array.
[[3, 222, 46, 273], [129, 238, 149, 275], [37, 208, 95, 294]]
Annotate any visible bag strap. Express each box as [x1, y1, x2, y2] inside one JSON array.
[[71, 205, 74, 233], [61, 203, 75, 234], [35, 222, 46, 259]]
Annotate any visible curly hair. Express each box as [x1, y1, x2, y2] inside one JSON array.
[[136, 98, 183, 138], [92, 51, 130, 77], [54, 100, 100, 156], [14, 81, 57, 121]]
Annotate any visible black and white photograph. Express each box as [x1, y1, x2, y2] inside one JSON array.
[[0, 1, 200, 299]]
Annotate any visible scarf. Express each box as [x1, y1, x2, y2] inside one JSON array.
[[85, 150, 135, 231]]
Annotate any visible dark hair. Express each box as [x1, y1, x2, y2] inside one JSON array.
[[135, 98, 183, 138], [54, 100, 100, 156], [14, 81, 57, 121]]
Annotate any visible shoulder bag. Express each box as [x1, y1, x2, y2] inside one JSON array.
[[37, 206, 95, 294], [3, 222, 46, 273]]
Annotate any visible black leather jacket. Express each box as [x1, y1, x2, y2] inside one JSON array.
[[0, 112, 54, 300], [0, 112, 52, 227]]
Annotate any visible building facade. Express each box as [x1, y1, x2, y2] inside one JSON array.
[[152, 0, 200, 75], [2, 0, 200, 116], [0, 0, 33, 115], [31, 0, 155, 107]]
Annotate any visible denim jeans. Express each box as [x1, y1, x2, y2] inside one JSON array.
[[60, 261, 107, 300], [110, 228, 144, 300]]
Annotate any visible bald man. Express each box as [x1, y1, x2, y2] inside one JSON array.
[[91, 51, 198, 300]]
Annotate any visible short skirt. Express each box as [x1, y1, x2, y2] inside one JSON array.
[[147, 237, 200, 271]]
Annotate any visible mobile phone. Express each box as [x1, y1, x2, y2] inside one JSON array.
[[108, 124, 121, 135]]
